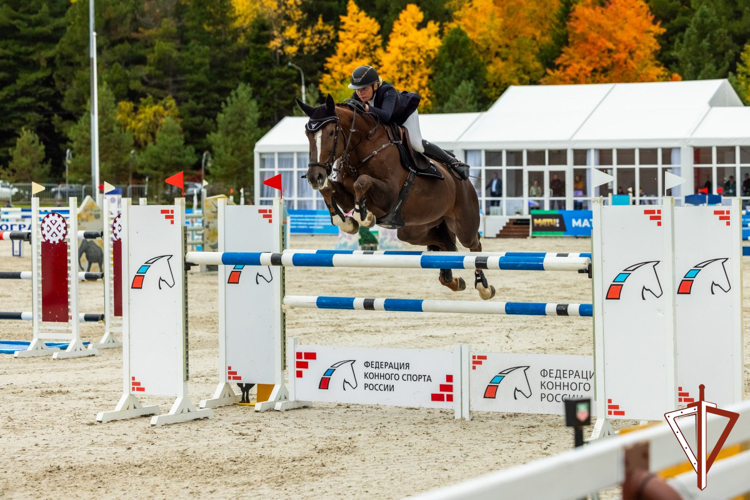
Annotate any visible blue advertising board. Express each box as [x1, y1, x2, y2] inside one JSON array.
[[289, 210, 339, 235], [531, 210, 593, 237]]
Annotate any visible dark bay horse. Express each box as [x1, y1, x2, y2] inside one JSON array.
[[298, 95, 495, 300]]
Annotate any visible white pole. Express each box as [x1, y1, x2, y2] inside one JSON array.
[[90, 1, 101, 208]]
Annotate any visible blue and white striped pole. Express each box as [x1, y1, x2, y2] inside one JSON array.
[[284, 296, 593, 317], [0, 312, 104, 322], [187, 251, 590, 272]]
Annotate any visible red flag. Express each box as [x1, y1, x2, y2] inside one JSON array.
[[263, 174, 283, 199], [165, 171, 184, 197]]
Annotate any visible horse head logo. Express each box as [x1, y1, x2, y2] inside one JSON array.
[[319, 360, 358, 391], [606, 261, 663, 300], [678, 258, 731, 295], [131, 255, 176, 290], [483, 366, 532, 400]]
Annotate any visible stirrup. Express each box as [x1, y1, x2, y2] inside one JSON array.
[[449, 160, 470, 181]]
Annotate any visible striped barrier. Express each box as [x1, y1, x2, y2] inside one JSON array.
[[284, 296, 593, 317], [0, 271, 103, 281], [0, 312, 104, 322], [281, 249, 591, 259], [0, 231, 30, 241], [186, 251, 591, 273]]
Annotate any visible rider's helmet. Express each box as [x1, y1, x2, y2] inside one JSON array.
[[348, 65, 379, 89]]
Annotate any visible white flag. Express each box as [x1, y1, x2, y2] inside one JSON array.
[[664, 171, 686, 194], [592, 169, 614, 189]]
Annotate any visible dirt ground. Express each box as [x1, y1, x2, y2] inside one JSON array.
[[0, 235, 747, 499]]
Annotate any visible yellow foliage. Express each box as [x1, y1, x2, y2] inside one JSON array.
[[232, 0, 275, 29], [453, 0, 559, 99], [319, 0, 383, 102], [379, 4, 442, 111], [267, 0, 334, 60], [544, 0, 673, 84], [117, 96, 179, 149]]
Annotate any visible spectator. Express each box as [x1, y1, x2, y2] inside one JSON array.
[[617, 187, 624, 195], [573, 175, 585, 210], [724, 176, 736, 197], [550, 174, 564, 209], [529, 179, 542, 198], [486, 173, 502, 206], [703, 178, 712, 194], [742, 173, 750, 196]]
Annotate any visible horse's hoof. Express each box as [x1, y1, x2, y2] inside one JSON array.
[[456, 277, 466, 291], [476, 284, 496, 300], [361, 212, 376, 228], [439, 276, 466, 292], [339, 218, 359, 234]]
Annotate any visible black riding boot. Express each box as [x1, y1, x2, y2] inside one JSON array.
[[422, 140, 470, 181]]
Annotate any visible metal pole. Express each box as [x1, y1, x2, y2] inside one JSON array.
[[288, 62, 306, 104], [90, 3, 101, 207], [65, 149, 72, 188]]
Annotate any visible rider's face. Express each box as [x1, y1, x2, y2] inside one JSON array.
[[356, 84, 376, 102]]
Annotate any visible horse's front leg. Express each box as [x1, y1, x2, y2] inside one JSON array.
[[320, 182, 359, 234], [352, 175, 392, 228]]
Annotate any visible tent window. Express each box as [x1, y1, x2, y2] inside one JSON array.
[[740, 167, 750, 196], [573, 150, 588, 166], [549, 150, 566, 165], [596, 149, 613, 165], [741, 147, 750, 164], [617, 168, 635, 196], [485, 150, 503, 166], [617, 149, 635, 165], [506, 169, 523, 197], [639, 168, 658, 201], [639, 149, 658, 165], [694, 147, 712, 164], [260, 153, 275, 169], [716, 147, 736, 164], [507, 150, 523, 166], [527, 150, 545, 166], [717, 167, 737, 196]]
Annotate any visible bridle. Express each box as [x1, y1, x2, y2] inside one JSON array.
[[306, 104, 386, 177]]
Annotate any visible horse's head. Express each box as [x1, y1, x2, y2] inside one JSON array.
[[298, 94, 344, 190]]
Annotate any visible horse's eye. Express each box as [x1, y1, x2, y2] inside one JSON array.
[[329, 131, 334, 136]]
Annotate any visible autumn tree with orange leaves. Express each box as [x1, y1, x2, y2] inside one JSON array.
[[319, 0, 383, 102], [379, 4, 442, 110], [545, 0, 679, 84], [452, 0, 560, 100]]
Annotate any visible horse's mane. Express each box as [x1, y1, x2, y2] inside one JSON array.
[[335, 102, 379, 128]]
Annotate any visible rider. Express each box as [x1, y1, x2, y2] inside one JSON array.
[[348, 65, 470, 181]]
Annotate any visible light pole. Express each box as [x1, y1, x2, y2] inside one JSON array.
[[288, 61, 306, 104], [201, 151, 212, 187], [65, 149, 72, 187], [90, 0, 101, 207]]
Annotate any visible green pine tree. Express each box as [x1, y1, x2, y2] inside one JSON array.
[[442, 80, 481, 114], [730, 43, 750, 104], [537, 0, 576, 71], [140, 117, 196, 197], [68, 84, 134, 184], [207, 84, 266, 189], [0, 0, 68, 172], [646, 0, 694, 72], [674, 3, 736, 80], [6, 128, 51, 183], [429, 27, 487, 113]]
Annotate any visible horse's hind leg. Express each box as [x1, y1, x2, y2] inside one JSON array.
[[460, 231, 496, 300], [428, 245, 466, 292]]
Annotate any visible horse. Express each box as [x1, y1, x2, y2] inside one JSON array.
[[297, 94, 495, 300]]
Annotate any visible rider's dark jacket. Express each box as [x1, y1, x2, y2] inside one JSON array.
[[351, 82, 420, 126]]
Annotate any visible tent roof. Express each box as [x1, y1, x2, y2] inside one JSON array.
[[689, 107, 750, 147], [458, 79, 743, 149], [255, 113, 481, 153], [256, 80, 746, 154]]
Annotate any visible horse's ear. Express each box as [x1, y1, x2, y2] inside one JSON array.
[[325, 94, 335, 112], [296, 98, 315, 118]]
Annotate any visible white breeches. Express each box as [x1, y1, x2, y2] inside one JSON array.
[[401, 111, 424, 153]]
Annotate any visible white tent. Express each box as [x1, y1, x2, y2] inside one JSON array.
[[255, 80, 749, 233]]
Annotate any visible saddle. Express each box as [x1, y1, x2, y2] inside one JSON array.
[[387, 123, 443, 180]]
